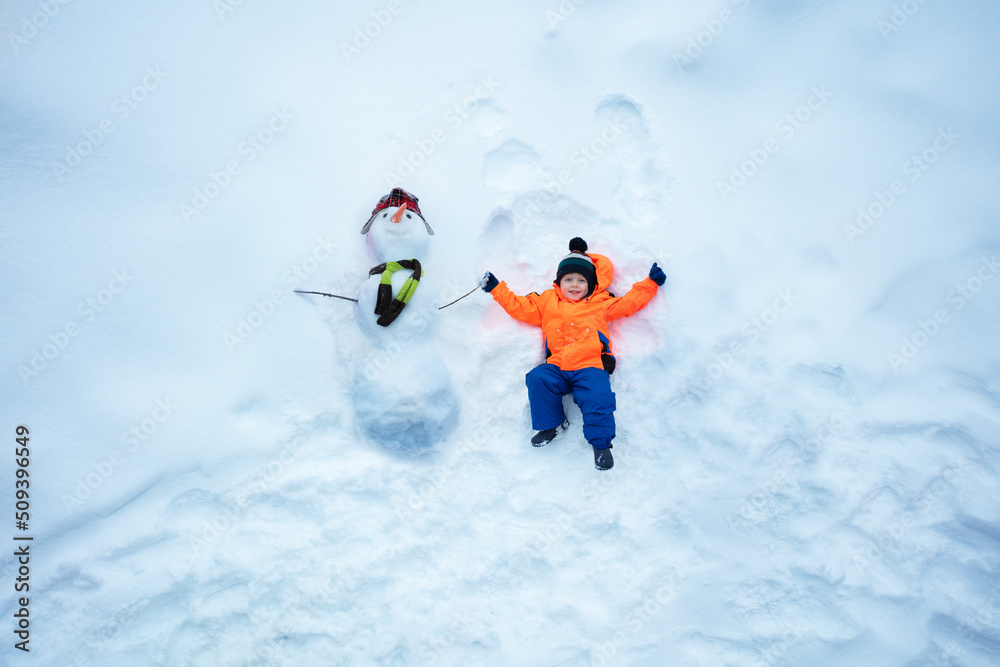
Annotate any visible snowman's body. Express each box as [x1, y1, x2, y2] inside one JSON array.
[[351, 192, 459, 452]]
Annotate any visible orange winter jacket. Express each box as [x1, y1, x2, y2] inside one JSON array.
[[490, 253, 658, 373]]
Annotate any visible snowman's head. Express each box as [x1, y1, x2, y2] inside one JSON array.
[[361, 188, 434, 263]]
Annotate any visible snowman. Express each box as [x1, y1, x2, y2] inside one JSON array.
[[351, 188, 460, 453]]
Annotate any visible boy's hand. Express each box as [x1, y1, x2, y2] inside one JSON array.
[[483, 272, 500, 293], [648, 263, 666, 287]]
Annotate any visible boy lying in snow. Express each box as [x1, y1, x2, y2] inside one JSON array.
[[483, 237, 665, 470]]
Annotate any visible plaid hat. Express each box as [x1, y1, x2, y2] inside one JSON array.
[[361, 187, 435, 236], [556, 237, 597, 295]]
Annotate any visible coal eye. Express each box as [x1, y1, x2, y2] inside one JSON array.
[[382, 213, 387, 218], [406, 213, 412, 219]]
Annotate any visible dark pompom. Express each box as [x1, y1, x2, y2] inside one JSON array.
[[569, 237, 588, 253]]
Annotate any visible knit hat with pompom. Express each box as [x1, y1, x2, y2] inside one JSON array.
[[556, 237, 597, 296]]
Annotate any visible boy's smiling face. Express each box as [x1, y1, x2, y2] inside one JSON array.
[[559, 273, 589, 301]]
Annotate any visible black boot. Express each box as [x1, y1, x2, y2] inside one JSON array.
[[531, 420, 569, 447], [593, 447, 614, 470]]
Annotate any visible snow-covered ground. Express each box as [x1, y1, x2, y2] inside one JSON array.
[[3, 0, 1000, 664]]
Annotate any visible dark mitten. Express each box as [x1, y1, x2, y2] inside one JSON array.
[[483, 272, 499, 293], [649, 263, 666, 287]]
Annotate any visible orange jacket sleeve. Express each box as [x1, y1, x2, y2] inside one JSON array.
[[605, 277, 659, 321], [490, 281, 545, 327]]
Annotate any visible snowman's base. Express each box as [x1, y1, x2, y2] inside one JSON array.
[[355, 409, 458, 453], [351, 349, 459, 454]]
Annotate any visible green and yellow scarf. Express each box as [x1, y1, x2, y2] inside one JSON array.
[[369, 259, 421, 327]]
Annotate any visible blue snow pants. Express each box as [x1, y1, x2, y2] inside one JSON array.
[[525, 364, 616, 449]]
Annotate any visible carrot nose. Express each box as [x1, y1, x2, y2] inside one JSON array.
[[391, 203, 408, 224]]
